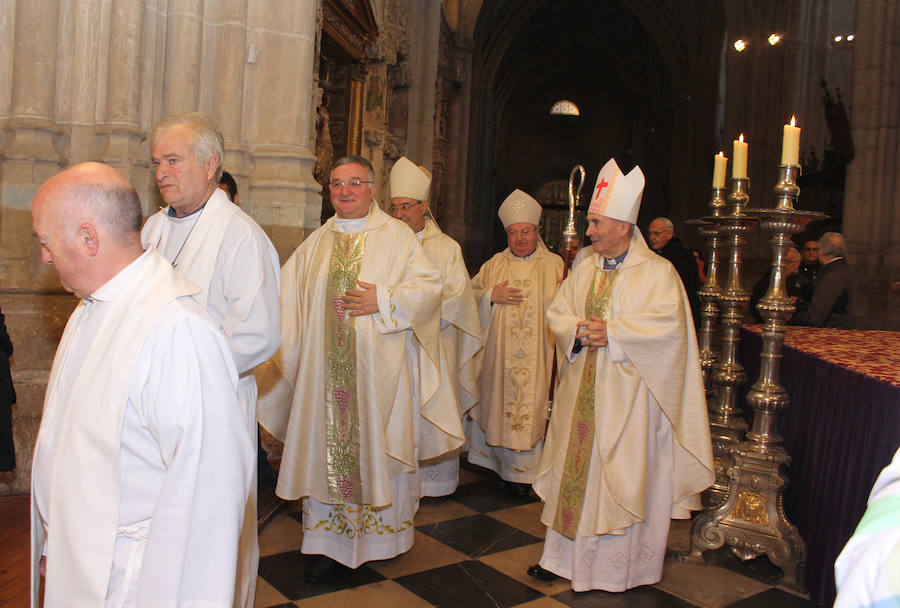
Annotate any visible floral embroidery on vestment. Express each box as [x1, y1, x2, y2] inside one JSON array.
[[552, 269, 617, 539], [324, 233, 366, 504]]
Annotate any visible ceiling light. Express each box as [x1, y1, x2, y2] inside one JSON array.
[[734, 39, 747, 52], [768, 33, 783, 46]]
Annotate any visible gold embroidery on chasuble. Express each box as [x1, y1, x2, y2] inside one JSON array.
[[502, 258, 540, 439], [553, 269, 617, 539], [308, 504, 414, 538], [325, 233, 366, 504]]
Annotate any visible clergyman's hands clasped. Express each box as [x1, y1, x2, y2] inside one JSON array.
[[575, 317, 608, 351]]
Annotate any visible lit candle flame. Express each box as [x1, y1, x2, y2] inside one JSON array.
[[739, 133, 744, 143], [718, 151, 724, 157], [790, 115, 796, 127]]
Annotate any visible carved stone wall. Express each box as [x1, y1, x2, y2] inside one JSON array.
[[358, 0, 444, 209], [0, 0, 321, 494]]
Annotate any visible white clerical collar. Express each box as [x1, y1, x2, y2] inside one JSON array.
[[334, 216, 368, 233], [86, 249, 152, 305], [601, 248, 629, 270]]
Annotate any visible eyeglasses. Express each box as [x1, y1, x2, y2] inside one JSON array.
[[507, 228, 536, 238], [330, 179, 374, 190], [389, 201, 423, 212]]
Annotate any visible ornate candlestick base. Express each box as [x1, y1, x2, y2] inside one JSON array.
[[703, 178, 755, 508], [686, 165, 826, 591], [688, 443, 806, 588]]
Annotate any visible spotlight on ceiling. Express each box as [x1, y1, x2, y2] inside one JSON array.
[[734, 39, 747, 52], [834, 35, 843, 42], [847, 34, 855, 41], [768, 33, 783, 46]]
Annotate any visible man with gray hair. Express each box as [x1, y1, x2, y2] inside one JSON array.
[[750, 246, 809, 322], [648, 216, 701, 327], [530, 159, 713, 591], [141, 112, 281, 606], [791, 232, 856, 328], [31, 162, 253, 606]]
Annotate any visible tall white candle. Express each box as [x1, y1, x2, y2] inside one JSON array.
[[713, 152, 727, 188], [781, 115, 801, 166], [733, 134, 748, 178]]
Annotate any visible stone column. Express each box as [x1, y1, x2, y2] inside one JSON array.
[[243, 0, 321, 259], [406, 0, 441, 168], [843, 0, 900, 330], [0, 0, 323, 494]]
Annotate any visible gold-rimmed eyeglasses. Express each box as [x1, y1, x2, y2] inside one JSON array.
[[330, 179, 374, 190]]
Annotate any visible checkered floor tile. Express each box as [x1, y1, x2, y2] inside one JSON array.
[[254, 459, 822, 608]]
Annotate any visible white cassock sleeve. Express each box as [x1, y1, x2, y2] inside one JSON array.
[[218, 226, 281, 374], [132, 312, 254, 606], [375, 285, 412, 332]]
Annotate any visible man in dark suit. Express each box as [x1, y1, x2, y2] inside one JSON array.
[[648, 217, 702, 328], [791, 232, 856, 329]]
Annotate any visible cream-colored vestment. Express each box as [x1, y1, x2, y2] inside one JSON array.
[[467, 241, 563, 482], [257, 203, 458, 567], [416, 219, 482, 496], [534, 233, 714, 591]]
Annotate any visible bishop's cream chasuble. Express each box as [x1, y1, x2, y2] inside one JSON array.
[[533, 232, 714, 592], [256, 203, 453, 567]]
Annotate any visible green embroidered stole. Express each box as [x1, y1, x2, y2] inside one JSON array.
[[325, 232, 366, 504], [552, 269, 617, 539]]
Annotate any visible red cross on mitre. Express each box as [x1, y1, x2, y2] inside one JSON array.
[[589, 172, 617, 214]]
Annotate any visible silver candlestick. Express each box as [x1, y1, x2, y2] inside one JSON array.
[[687, 164, 826, 590], [686, 186, 728, 396], [702, 177, 756, 507]]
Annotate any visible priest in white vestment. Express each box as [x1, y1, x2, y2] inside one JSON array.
[[141, 113, 281, 607], [30, 163, 253, 607], [530, 158, 714, 591], [389, 157, 482, 497], [257, 156, 456, 582], [468, 190, 563, 493]]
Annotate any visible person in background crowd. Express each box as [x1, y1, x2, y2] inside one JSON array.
[[750, 246, 808, 322], [647, 217, 701, 328], [790, 232, 856, 329], [219, 170, 238, 204]]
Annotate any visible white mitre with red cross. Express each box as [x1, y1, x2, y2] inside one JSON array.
[[587, 158, 645, 224]]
